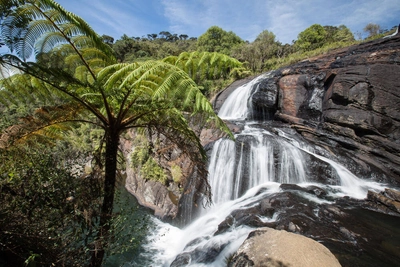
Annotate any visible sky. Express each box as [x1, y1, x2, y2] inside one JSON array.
[[52, 0, 400, 44]]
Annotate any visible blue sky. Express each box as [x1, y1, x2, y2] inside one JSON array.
[[53, 0, 400, 44]]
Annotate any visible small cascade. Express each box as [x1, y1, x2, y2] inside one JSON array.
[[218, 73, 271, 120], [275, 129, 386, 199], [207, 138, 236, 204], [141, 183, 282, 267], [208, 126, 309, 204]]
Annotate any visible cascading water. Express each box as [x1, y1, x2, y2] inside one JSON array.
[[218, 72, 273, 120], [207, 126, 309, 205], [131, 74, 388, 267]]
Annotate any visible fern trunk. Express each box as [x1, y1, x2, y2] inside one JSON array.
[[90, 127, 119, 267]]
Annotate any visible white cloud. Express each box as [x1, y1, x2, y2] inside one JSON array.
[[339, 0, 400, 36], [54, 0, 400, 42]]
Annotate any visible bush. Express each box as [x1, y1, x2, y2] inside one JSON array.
[[140, 157, 168, 184], [0, 145, 102, 266], [170, 164, 182, 183]]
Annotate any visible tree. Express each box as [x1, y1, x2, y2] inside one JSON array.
[[333, 25, 355, 42], [147, 33, 157, 40], [197, 26, 244, 55], [159, 30, 172, 41], [179, 34, 188, 40], [364, 23, 381, 38], [231, 30, 282, 72], [101, 34, 114, 45], [296, 24, 327, 51], [322, 25, 354, 44], [0, 0, 240, 266], [252, 30, 280, 71], [112, 36, 140, 62]]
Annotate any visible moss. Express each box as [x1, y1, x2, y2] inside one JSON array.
[[170, 164, 182, 183], [140, 157, 168, 184]]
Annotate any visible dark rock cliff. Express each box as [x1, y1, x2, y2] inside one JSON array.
[[214, 35, 400, 187]]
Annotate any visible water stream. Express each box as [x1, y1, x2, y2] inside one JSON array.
[[129, 75, 389, 266]]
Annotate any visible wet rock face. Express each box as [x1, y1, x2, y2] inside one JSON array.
[[121, 131, 194, 221], [250, 76, 279, 120], [261, 187, 400, 267], [366, 188, 400, 214], [280, 38, 400, 185], [214, 35, 400, 185]]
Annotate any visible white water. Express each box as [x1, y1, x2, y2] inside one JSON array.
[[135, 75, 388, 266], [218, 73, 272, 120], [142, 183, 281, 267], [275, 129, 386, 199]]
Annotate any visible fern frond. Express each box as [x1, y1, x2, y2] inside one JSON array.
[[0, 102, 86, 149]]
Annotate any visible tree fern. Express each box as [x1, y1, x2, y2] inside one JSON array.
[[162, 51, 242, 83], [0, 1, 243, 265]]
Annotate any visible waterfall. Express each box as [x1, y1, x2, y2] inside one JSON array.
[[207, 138, 237, 204], [132, 75, 388, 267], [218, 73, 272, 120], [275, 128, 385, 198], [207, 126, 309, 204]]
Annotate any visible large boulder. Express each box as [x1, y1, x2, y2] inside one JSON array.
[[228, 227, 341, 267]]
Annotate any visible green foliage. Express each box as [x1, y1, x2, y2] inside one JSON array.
[[329, 25, 355, 43], [130, 137, 169, 185], [262, 40, 358, 71], [294, 24, 355, 54], [66, 123, 104, 154], [296, 24, 327, 52], [364, 23, 381, 38], [112, 33, 197, 62], [163, 51, 242, 97], [196, 26, 244, 55], [232, 30, 281, 72], [170, 164, 182, 183], [131, 145, 149, 168], [0, 0, 115, 62], [229, 67, 252, 79], [103, 186, 150, 266], [0, 144, 102, 266], [141, 157, 167, 184]]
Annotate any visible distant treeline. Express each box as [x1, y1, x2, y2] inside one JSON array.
[[104, 23, 398, 73]]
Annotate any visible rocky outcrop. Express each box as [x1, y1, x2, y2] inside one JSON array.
[[366, 188, 400, 214], [221, 186, 400, 267], [228, 227, 341, 267], [121, 131, 195, 220], [214, 35, 400, 186], [168, 184, 400, 266]]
